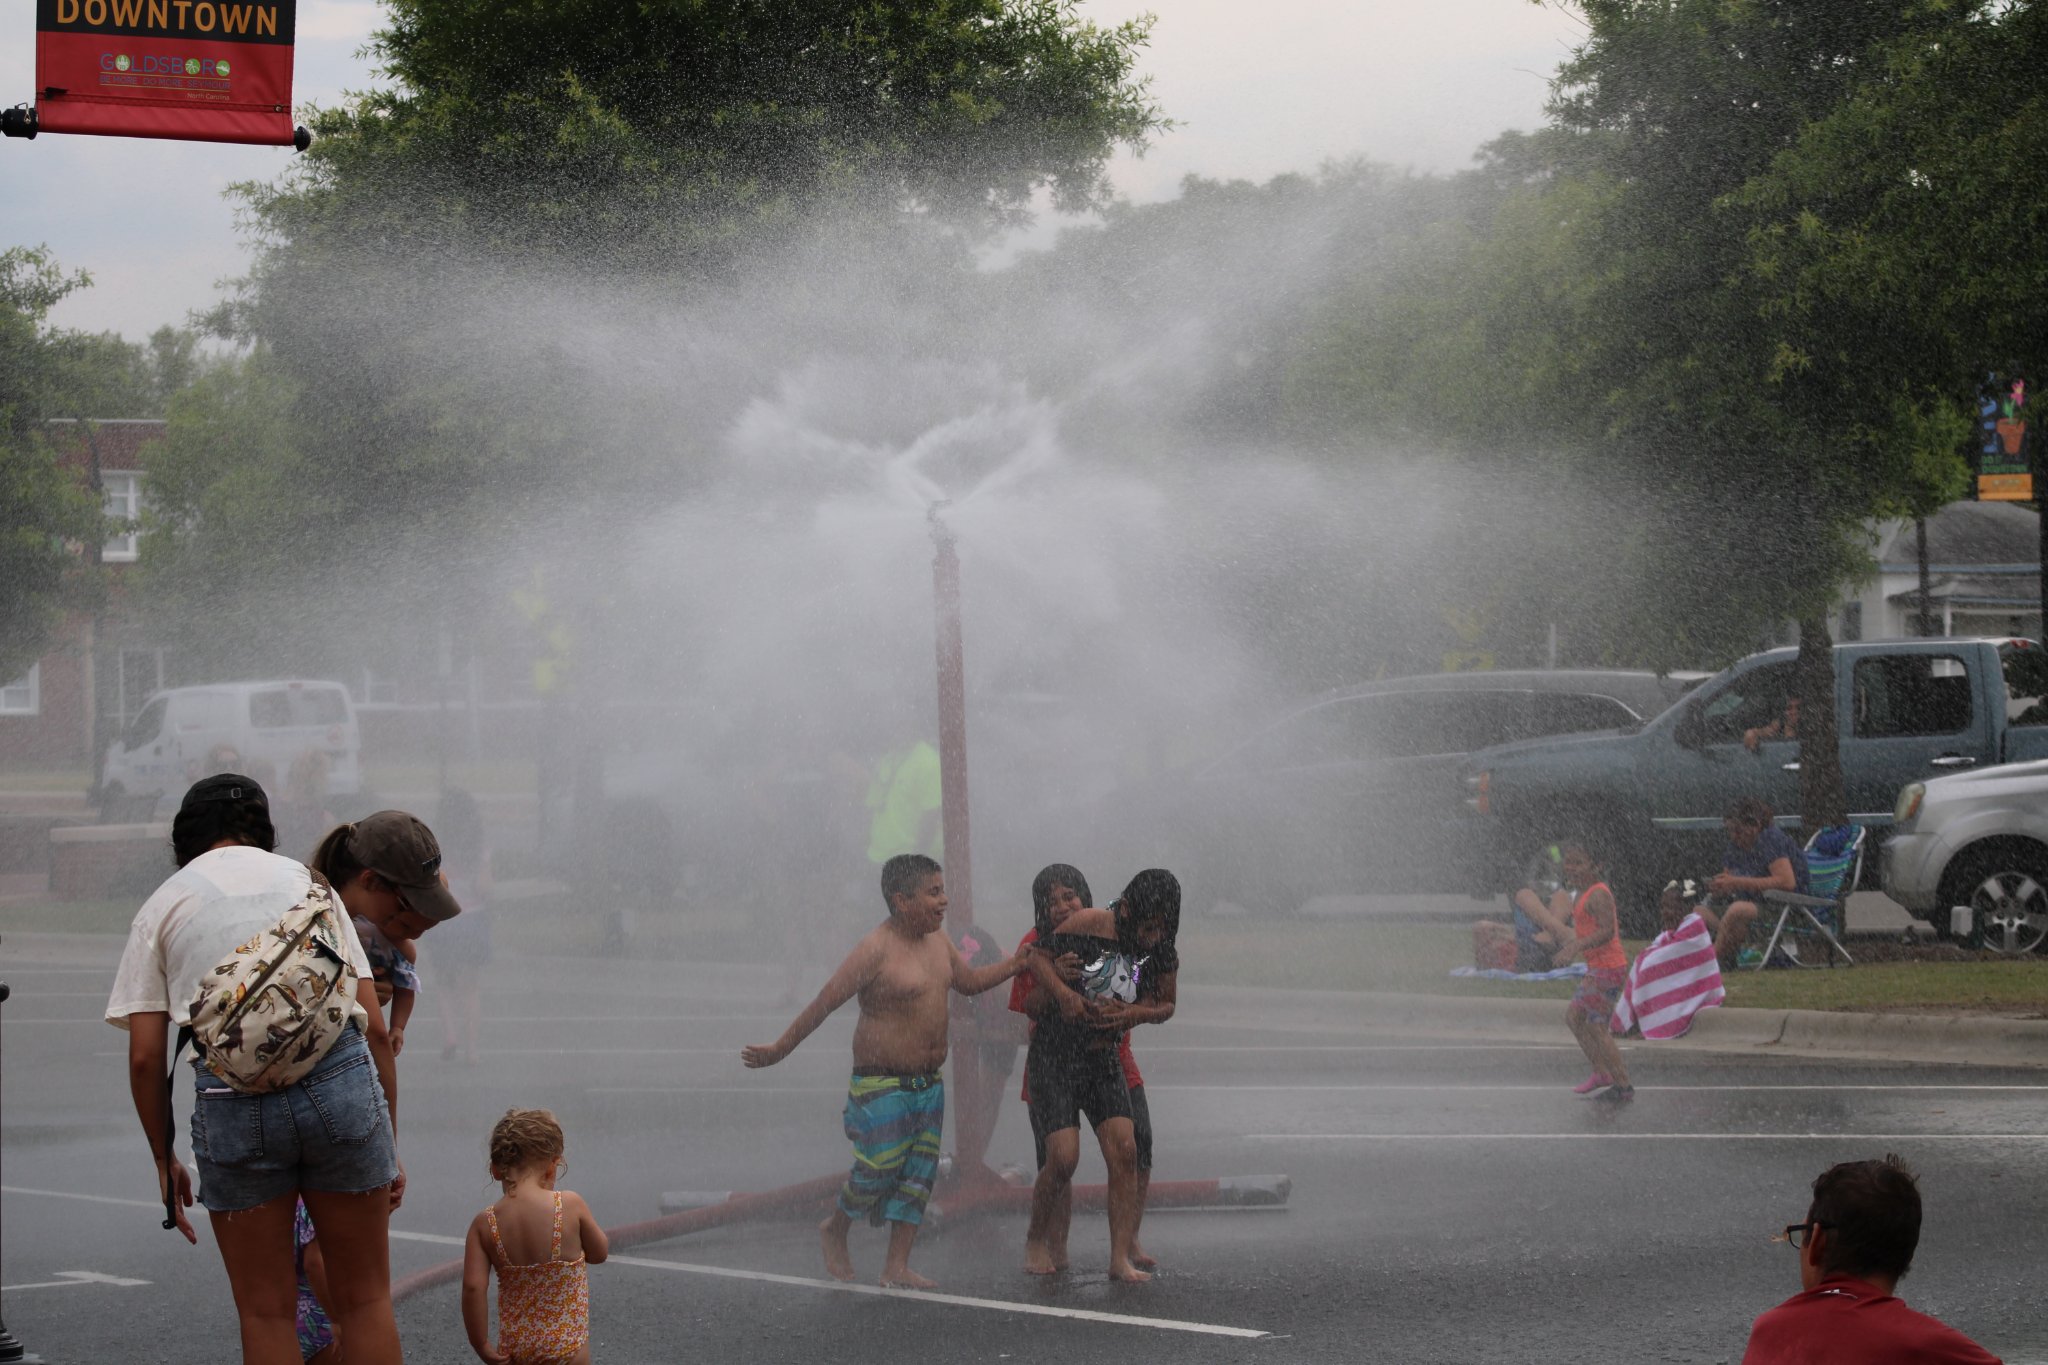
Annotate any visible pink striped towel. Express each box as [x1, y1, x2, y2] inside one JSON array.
[[1611, 912, 1725, 1039]]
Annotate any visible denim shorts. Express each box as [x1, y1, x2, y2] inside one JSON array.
[[190, 1025, 397, 1213]]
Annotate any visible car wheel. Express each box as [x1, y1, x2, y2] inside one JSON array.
[[1941, 844, 2048, 955]]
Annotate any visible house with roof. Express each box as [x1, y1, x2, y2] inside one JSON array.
[[0, 419, 175, 770], [1837, 500, 2043, 644]]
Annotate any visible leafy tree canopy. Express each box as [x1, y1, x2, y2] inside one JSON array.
[[248, 0, 1165, 277]]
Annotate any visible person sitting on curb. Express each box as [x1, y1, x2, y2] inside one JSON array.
[[1694, 796, 1809, 968], [1743, 1154, 2001, 1364], [1472, 879, 1574, 973]]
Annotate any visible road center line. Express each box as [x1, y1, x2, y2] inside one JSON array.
[[3, 1185, 160, 1210], [1245, 1132, 2048, 1142], [598, 1252, 1268, 1338], [1, 1187, 501, 1251]]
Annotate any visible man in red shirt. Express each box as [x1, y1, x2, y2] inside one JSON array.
[[1743, 1155, 2001, 1364]]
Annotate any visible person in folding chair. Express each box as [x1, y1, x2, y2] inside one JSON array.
[[1752, 823, 1864, 970], [1695, 797, 1810, 968]]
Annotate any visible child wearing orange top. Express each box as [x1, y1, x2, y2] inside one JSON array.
[[1546, 839, 1634, 1105], [462, 1109, 609, 1365]]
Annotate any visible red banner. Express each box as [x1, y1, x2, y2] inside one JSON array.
[[34, 0, 298, 146]]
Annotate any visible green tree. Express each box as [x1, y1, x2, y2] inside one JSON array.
[[1736, 1, 2043, 506], [167, 0, 1167, 672], [1284, 3, 1964, 826], [259, 0, 1164, 272], [0, 247, 124, 683]]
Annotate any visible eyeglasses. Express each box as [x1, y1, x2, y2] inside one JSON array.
[[1774, 1221, 1831, 1249]]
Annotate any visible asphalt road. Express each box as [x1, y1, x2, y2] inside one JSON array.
[[2, 930, 2043, 1364]]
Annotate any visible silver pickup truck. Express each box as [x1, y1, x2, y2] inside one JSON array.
[[1883, 756, 2048, 953]]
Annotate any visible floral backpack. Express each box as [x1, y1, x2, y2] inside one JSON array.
[[181, 879, 360, 1094]]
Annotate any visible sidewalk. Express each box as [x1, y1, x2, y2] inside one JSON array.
[[6, 924, 2040, 1071], [1190, 982, 2048, 1070]]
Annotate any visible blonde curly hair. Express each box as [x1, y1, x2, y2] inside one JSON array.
[[488, 1107, 566, 1179]]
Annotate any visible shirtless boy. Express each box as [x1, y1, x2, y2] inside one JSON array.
[[743, 853, 1026, 1288]]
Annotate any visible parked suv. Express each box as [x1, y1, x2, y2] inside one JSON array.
[[1884, 756, 2048, 954], [1080, 670, 1700, 913]]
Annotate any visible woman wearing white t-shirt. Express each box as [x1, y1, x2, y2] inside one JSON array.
[[108, 774, 407, 1365]]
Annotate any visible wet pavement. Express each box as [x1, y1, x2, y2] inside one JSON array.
[[3, 931, 2043, 1363]]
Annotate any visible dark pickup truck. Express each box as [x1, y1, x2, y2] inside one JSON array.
[[1459, 638, 2048, 931]]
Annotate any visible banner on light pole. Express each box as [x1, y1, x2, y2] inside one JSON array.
[[29, 0, 302, 147]]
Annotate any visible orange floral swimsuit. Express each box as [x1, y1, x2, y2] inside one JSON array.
[[485, 1190, 590, 1363]]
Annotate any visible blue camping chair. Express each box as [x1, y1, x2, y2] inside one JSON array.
[[1753, 824, 1864, 970]]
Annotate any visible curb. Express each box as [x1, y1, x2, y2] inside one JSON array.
[[1190, 984, 2048, 1069]]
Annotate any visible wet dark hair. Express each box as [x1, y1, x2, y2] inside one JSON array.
[[880, 853, 942, 912], [1031, 863, 1092, 938], [1560, 835, 1605, 866], [1808, 1155, 1921, 1282], [1726, 795, 1775, 829], [308, 823, 369, 888], [1116, 868, 1180, 975], [171, 775, 276, 867]]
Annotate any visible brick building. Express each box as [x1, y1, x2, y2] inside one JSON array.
[[0, 419, 171, 773]]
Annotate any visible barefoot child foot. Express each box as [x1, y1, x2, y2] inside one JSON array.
[[819, 1213, 856, 1282], [1109, 1259, 1154, 1284], [1023, 1241, 1060, 1275], [743, 856, 1028, 1305]]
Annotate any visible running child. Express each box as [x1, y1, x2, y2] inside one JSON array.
[[742, 853, 1028, 1288], [462, 1108, 608, 1365], [1547, 839, 1634, 1104]]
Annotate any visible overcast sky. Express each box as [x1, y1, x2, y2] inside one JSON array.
[[0, 0, 1585, 339]]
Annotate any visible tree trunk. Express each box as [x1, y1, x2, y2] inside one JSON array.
[[1795, 614, 1848, 830]]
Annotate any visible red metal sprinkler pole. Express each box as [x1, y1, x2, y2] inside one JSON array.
[[929, 505, 995, 1180], [930, 505, 973, 932]]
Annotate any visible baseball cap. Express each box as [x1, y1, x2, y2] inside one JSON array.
[[348, 809, 462, 923], [181, 773, 269, 809]]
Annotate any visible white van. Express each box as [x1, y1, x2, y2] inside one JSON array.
[[99, 681, 362, 815]]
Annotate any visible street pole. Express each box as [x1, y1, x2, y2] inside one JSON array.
[[0, 952, 33, 1363], [2035, 414, 2048, 640], [928, 504, 974, 934], [928, 504, 995, 1181]]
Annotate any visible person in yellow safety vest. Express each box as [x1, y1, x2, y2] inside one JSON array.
[[867, 740, 943, 865]]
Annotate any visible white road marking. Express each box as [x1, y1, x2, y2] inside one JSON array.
[[2, 1270, 151, 1291], [600, 1252, 1269, 1338], [1163, 1083, 2048, 1093], [590, 1082, 2048, 1098], [591, 1086, 843, 1095], [3, 1185, 159, 1210], [1246, 1132, 2048, 1142], [1117, 1044, 1580, 1053]]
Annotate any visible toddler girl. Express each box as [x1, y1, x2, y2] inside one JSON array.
[[461, 1108, 609, 1365]]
